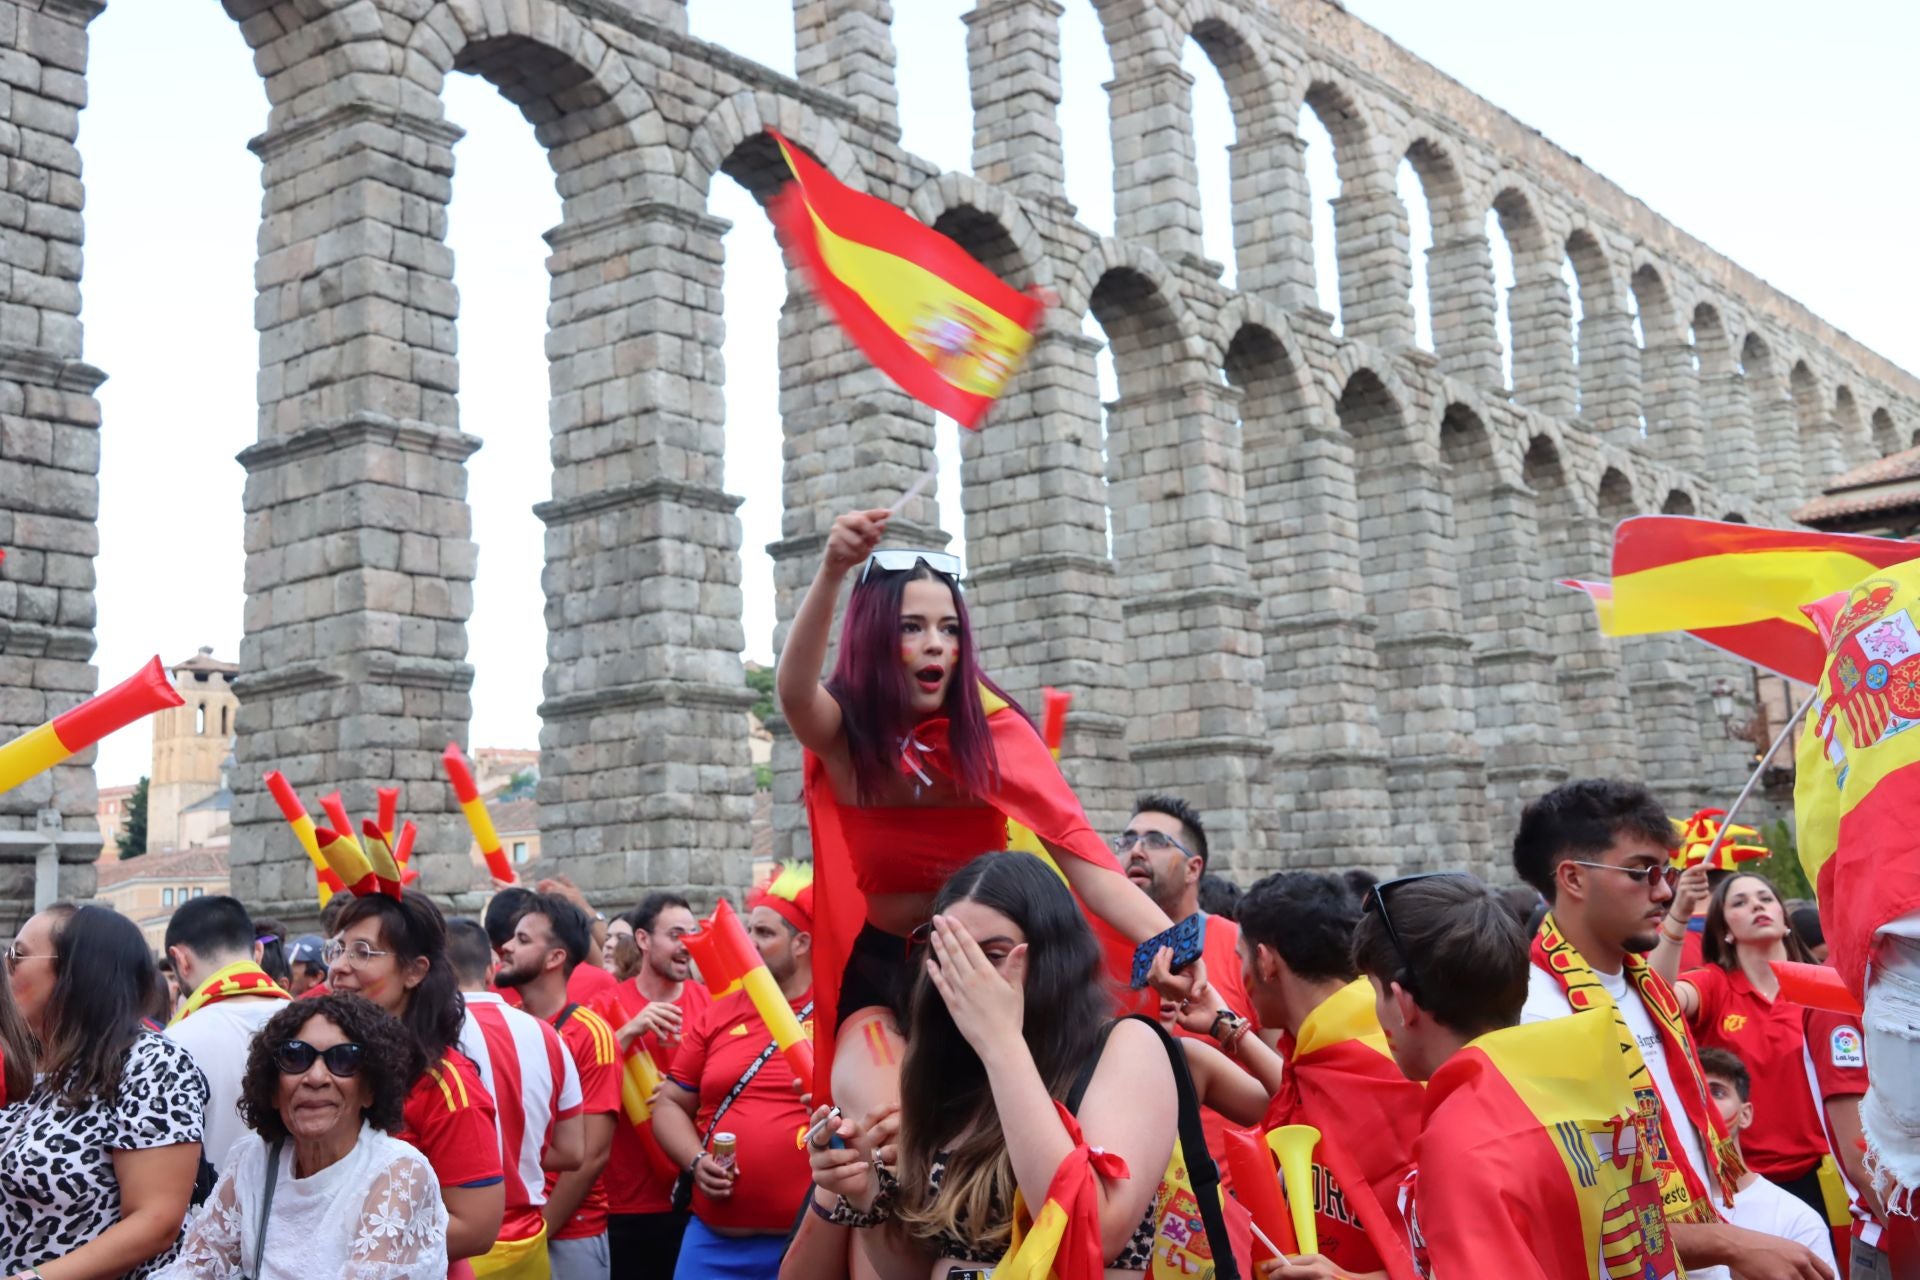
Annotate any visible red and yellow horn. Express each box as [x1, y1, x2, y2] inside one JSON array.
[[0, 657, 183, 795], [376, 787, 399, 850], [315, 825, 377, 898], [263, 771, 343, 905], [359, 820, 404, 899], [442, 743, 515, 884]]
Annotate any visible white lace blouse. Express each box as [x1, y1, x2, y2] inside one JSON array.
[[154, 1124, 448, 1280]]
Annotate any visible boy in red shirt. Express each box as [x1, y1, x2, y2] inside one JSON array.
[[591, 891, 713, 1274], [498, 892, 622, 1280], [654, 874, 816, 1280]]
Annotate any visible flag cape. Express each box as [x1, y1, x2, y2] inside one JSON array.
[[766, 132, 1045, 429], [1409, 1014, 1678, 1280], [1795, 560, 1920, 1002], [1572, 517, 1920, 682], [1263, 979, 1422, 1280], [995, 1101, 1130, 1280], [804, 692, 1126, 1105]]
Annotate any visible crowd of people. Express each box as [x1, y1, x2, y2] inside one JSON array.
[[0, 511, 1890, 1279]]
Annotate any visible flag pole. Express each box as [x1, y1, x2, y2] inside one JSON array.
[[888, 458, 938, 516], [1701, 685, 1817, 866]]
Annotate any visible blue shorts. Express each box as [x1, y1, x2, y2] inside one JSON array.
[[669, 1217, 787, 1280]]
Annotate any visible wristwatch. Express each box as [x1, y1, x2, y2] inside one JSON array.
[[1207, 1008, 1245, 1041]]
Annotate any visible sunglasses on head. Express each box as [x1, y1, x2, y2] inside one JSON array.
[[860, 548, 963, 585], [273, 1039, 366, 1078], [1362, 873, 1459, 1002]]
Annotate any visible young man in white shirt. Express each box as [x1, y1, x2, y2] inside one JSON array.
[[1700, 1047, 1840, 1270], [163, 895, 291, 1175], [1513, 778, 1833, 1280]]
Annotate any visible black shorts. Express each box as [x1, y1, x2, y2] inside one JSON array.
[[836, 921, 918, 1028]]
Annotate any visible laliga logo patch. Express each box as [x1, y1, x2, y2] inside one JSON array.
[[1831, 1025, 1865, 1069]]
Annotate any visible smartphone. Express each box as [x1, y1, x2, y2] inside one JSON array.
[[1129, 912, 1206, 989]]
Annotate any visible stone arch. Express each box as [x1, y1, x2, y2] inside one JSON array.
[[1873, 405, 1902, 456], [1564, 227, 1636, 432], [1790, 358, 1839, 481], [681, 89, 867, 206], [1662, 488, 1697, 515], [1833, 384, 1869, 465], [1485, 181, 1575, 414], [1691, 302, 1734, 376], [1173, 1, 1285, 123], [1327, 353, 1424, 456], [906, 172, 1053, 289], [1395, 134, 1472, 360], [1290, 66, 1385, 187], [1631, 263, 1684, 344], [1064, 240, 1211, 369], [1742, 330, 1798, 483], [1597, 465, 1639, 520], [1630, 264, 1699, 466]]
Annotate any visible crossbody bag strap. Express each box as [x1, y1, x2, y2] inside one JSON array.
[[697, 999, 814, 1153], [250, 1138, 285, 1280]]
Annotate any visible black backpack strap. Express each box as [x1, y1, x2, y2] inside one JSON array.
[[1063, 1014, 1240, 1280], [553, 1002, 581, 1032]]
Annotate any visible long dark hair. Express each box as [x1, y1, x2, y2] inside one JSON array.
[[0, 937, 33, 1102], [896, 852, 1110, 1252], [36, 904, 159, 1107], [825, 559, 1016, 803], [1701, 871, 1815, 969], [333, 890, 464, 1072]]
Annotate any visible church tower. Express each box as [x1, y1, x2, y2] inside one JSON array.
[[146, 647, 238, 853]]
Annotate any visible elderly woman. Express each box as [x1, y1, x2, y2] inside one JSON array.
[[157, 994, 449, 1279]]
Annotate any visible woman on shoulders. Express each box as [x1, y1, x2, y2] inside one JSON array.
[[777, 510, 1196, 1122], [0, 903, 208, 1279], [157, 992, 447, 1279], [802, 851, 1178, 1279]]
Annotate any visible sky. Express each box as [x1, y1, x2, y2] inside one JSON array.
[[75, 1, 1919, 785]]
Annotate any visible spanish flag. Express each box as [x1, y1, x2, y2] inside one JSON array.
[[1795, 559, 1920, 1003], [995, 1101, 1130, 1280], [1406, 1012, 1679, 1280], [1569, 516, 1920, 683], [766, 132, 1046, 428]]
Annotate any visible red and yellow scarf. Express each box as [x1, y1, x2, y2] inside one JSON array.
[[170, 960, 290, 1026], [1531, 913, 1742, 1223]]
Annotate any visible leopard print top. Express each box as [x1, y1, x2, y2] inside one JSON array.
[[0, 1032, 209, 1277]]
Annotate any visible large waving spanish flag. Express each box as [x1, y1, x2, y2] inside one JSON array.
[[1408, 1012, 1679, 1280], [766, 132, 1046, 428], [1570, 516, 1920, 683], [1795, 559, 1920, 1002]]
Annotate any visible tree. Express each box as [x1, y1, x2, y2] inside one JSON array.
[[117, 776, 149, 859], [1755, 818, 1814, 903], [745, 664, 775, 723]]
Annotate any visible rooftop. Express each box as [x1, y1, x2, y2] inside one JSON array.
[[172, 645, 239, 678], [1795, 444, 1920, 526], [97, 845, 229, 888]]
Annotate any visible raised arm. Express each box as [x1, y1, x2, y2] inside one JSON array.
[[777, 509, 890, 755], [1650, 864, 1708, 990]]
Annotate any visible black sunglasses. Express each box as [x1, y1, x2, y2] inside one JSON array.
[[274, 1039, 366, 1078], [1363, 873, 1456, 1002]]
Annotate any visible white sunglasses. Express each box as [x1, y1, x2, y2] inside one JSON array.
[[859, 548, 963, 585]]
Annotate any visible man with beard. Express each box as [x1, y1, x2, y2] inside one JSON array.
[[653, 872, 815, 1280], [498, 892, 623, 1280], [1516, 779, 1834, 1280], [591, 891, 714, 1274]]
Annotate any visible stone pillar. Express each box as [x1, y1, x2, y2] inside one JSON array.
[[794, 0, 900, 136], [1354, 457, 1488, 872], [1427, 233, 1503, 390], [1541, 513, 1637, 780], [1509, 258, 1578, 418], [1105, 378, 1267, 860], [1456, 479, 1567, 870], [1576, 306, 1643, 444], [1232, 129, 1316, 310], [1106, 61, 1206, 267], [1803, 417, 1845, 490], [1244, 413, 1391, 873], [1620, 634, 1701, 812], [960, 325, 1133, 834], [1754, 388, 1800, 498], [1642, 340, 1706, 474], [1331, 187, 1415, 350], [766, 285, 946, 861], [0, 0, 108, 928], [533, 203, 755, 905], [1689, 647, 1760, 811], [231, 102, 479, 921], [1701, 373, 1760, 506], [965, 0, 1069, 208]]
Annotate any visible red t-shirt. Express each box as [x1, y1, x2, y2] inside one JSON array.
[[399, 1050, 505, 1191], [542, 1002, 622, 1240], [1804, 1006, 1878, 1253], [299, 981, 330, 1000], [1682, 964, 1829, 1178], [1168, 916, 1259, 1175], [499, 963, 619, 1011], [590, 976, 717, 1215], [669, 986, 816, 1234]]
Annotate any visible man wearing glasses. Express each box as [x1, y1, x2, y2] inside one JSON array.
[[1514, 779, 1833, 1280]]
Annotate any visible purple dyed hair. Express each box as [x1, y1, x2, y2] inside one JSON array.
[[825, 559, 1024, 804]]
